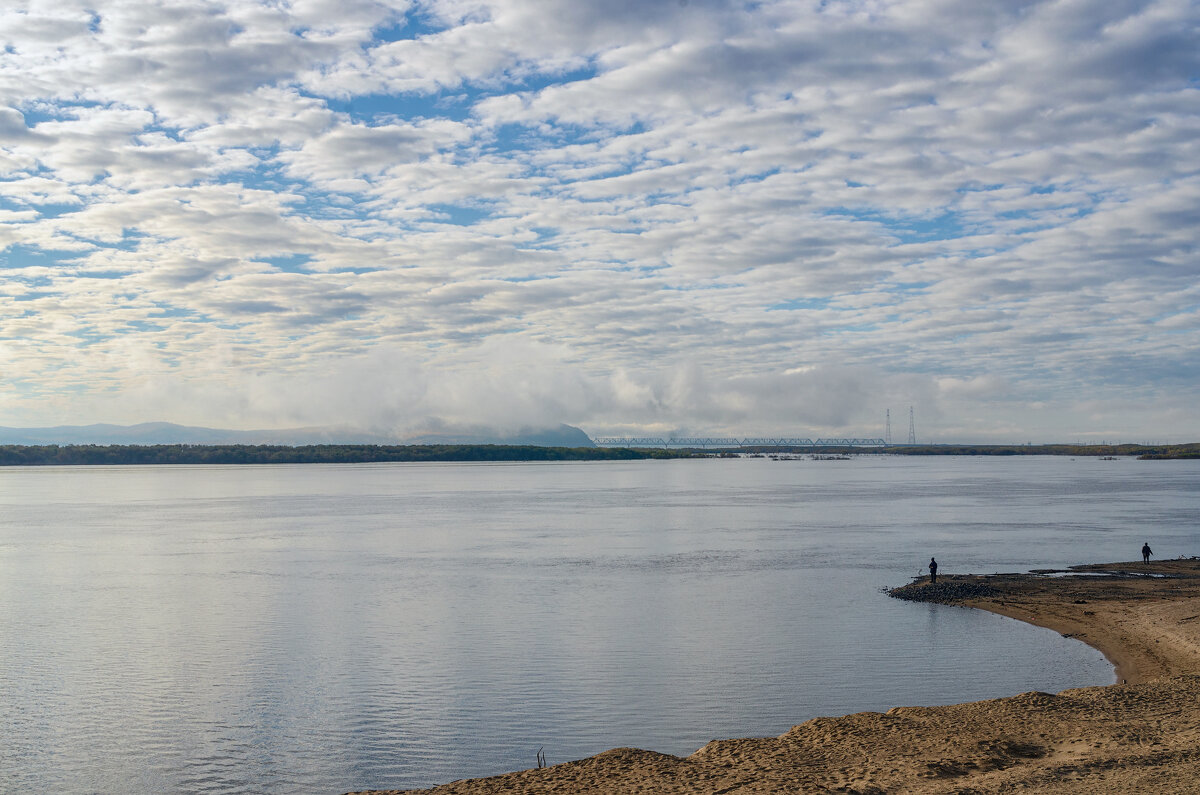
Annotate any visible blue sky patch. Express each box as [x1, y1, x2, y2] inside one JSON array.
[[255, 253, 314, 273], [767, 297, 833, 311]]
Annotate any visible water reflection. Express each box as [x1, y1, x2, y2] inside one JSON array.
[[2, 457, 1194, 791]]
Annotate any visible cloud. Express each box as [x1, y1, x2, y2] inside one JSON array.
[[53, 336, 939, 441], [0, 107, 43, 143], [279, 117, 472, 181], [1, 0, 1198, 441]]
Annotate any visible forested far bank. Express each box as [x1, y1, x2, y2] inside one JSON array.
[[884, 443, 1200, 459], [1, 442, 1197, 466], [0, 444, 702, 466]]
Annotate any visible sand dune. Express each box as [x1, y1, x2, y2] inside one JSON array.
[[350, 560, 1200, 794]]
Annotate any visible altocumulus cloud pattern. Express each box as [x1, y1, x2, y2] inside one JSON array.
[[1, 0, 1198, 442]]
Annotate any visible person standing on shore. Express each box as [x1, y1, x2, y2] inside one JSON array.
[[929, 557, 938, 583], [1143, 542, 1152, 563]]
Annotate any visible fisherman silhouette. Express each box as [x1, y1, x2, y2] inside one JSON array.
[[1142, 542, 1152, 563], [929, 557, 938, 583]]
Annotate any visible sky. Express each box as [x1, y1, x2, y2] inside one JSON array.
[[1, 0, 1198, 443]]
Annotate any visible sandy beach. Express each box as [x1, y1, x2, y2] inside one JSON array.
[[350, 559, 1200, 794]]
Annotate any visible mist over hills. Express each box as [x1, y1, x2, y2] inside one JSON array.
[[0, 422, 595, 448]]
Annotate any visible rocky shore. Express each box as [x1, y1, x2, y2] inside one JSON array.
[[350, 560, 1200, 794]]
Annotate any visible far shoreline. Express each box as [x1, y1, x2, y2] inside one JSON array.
[[2, 441, 1199, 466]]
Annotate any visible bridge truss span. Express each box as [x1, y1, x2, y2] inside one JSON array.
[[592, 437, 668, 447], [592, 436, 888, 449], [740, 437, 816, 447]]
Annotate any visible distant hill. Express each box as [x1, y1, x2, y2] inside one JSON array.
[[0, 422, 596, 448], [404, 424, 594, 448]]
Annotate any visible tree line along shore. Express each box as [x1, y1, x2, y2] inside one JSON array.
[[0, 443, 699, 466], [0, 442, 1197, 466]]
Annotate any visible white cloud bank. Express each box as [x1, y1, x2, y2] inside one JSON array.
[[1, 0, 1198, 442]]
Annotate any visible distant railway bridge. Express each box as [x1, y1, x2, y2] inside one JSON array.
[[591, 437, 887, 449]]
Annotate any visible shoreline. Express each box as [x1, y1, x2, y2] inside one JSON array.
[[890, 559, 1200, 685], [3, 442, 1200, 467], [351, 560, 1200, 794]]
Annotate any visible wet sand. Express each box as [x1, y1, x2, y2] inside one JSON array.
[[350, 560, 1200, 794]]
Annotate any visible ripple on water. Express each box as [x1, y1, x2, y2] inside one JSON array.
[[2, 458, 1190, 792]]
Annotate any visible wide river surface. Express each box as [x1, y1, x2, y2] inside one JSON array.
[[2, 455, 1198, 792]]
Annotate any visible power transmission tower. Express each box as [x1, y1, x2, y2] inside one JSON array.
[[885, 409, 892, 445], [907, 406, 916, 445]]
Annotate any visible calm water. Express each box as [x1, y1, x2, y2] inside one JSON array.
[[1, 455, 1198, 792]]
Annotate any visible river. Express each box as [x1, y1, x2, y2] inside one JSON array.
[[2, 455, 1195, 792]]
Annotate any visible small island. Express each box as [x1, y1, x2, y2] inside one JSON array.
[[352, 560, 1200, 794]]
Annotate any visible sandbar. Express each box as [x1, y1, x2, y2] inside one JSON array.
[[350, 560, 1200, 794]]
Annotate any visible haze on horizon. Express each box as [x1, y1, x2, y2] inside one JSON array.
[[1, 0, 1197, 445]]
